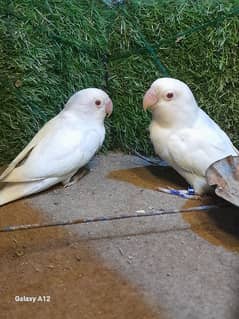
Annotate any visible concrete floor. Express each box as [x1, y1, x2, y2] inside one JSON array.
[[0, 152, 239, 319]]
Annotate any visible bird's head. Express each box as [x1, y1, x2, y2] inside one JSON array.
[[65, 88, 113, 121], [143, 78, 198, 126]]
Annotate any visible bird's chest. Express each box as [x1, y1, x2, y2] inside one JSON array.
[[79, 128, 105, 162], [149, 122, 173, 160]]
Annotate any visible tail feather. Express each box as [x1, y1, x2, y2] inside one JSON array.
[[0, 178, 60, 206]]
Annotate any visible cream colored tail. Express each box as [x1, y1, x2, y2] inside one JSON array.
[[0, 178, 60, 206]]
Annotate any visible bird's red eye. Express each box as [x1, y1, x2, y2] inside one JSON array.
[[95, 100, 101, 106], [166, 92, 174, 99]]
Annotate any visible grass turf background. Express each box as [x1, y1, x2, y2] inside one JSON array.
[[0, 0, 238, 165]]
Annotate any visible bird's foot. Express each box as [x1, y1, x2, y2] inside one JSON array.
[[156, 186, 201, 200], [63, 168, 90, 188]]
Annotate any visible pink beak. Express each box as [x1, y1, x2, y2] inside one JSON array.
[[105, 99, 113, 117], [143, 87, 158, 110]]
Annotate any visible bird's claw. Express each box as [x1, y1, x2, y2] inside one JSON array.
[[62, 168, 89, 188], [63, 181, 76, 188]]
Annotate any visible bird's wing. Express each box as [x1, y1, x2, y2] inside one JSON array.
[[2, 124, 103, 183], [167, 125, 237, 177], [0, 118, 57, 181]]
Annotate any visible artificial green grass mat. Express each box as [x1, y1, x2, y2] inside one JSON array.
[[0, 0, 238, 164]]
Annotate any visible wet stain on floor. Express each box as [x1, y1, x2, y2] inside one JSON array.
[[0, 201, 165, 318], [182, 199, 239, 252], [108, 165, 239, 252], [108, 165, 187, 190]]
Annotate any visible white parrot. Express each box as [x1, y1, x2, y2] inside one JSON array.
[[0, 88, 113, 206], [143, 77, 238, 197]]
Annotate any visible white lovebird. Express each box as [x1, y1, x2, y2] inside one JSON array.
[[143, 78, 238, 198], [0, 88, 113, 206]]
